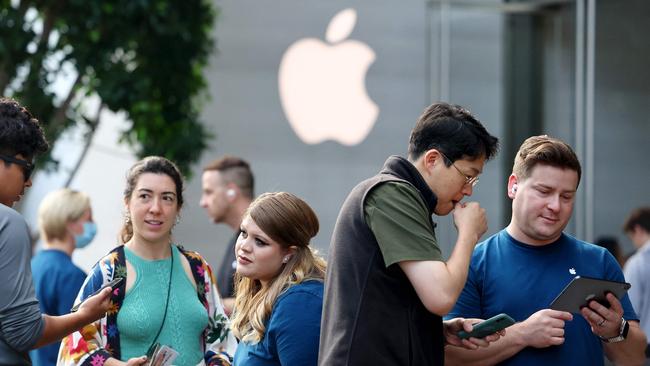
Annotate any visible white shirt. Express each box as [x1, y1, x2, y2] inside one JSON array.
[[624, 239, 650, 340]]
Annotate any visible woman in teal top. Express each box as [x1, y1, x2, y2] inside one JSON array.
[[231, 192, 326, 366], [117, 245, 209, 363], [58, 157, 237, 366]]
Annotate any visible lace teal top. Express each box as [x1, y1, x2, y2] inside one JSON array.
[[118, 245, 208, 365]]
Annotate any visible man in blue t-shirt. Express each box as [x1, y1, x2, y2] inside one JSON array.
[[445, 135, 647, 365]]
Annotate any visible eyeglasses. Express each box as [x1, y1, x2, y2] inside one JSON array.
[[0, 154, 35, 181], [439, 151, 479, 187]]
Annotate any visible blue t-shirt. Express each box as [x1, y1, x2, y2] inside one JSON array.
[[29, 249, 86, 366], [234, 280, 323, 366], [446, 230, 638, 366]]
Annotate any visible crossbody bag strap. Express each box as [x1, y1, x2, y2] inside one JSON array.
[[149, 246, 174, 348]]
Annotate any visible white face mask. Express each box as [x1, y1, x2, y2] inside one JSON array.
[[74, 221, 97, 249]]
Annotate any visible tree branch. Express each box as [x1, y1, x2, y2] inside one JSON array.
[[37, 4, 58, 54], [64, 102, 103, 188], [49, 71, 83, 135], [0, 65, 9, 95]]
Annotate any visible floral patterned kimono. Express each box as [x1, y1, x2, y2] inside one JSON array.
[[57, 244, 237, 366]]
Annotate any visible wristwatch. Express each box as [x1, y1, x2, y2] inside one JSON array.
[[598, 318, 629, 343]]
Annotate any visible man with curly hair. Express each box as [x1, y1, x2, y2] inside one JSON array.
[[0, 97, 111, 365]]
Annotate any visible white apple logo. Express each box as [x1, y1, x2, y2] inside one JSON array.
[[278, 8, 379, 146]]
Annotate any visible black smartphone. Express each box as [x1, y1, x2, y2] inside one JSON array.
[[458, 313, 516, 339], [70, 277, 124, 312]]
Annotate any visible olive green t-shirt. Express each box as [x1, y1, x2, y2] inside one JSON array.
[[364, 181, 443, 267]]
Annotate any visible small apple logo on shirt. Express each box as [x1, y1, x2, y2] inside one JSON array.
[[569, 268, 577, 275]]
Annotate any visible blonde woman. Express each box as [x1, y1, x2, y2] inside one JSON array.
[[231, 192, 326, 366], [58, 157, 236, 366], [30, 189, 96, 366]]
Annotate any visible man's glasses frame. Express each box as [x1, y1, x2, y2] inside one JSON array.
[[438, 151, 479, 187], [0, 154, 34, 181]]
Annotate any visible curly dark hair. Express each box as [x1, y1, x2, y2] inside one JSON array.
[[0, 98, 49, 158]]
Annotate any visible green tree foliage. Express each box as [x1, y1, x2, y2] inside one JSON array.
[[0, 0, 216, 176]]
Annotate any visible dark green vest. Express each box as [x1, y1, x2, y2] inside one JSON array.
[[319, 155, 443, 366]]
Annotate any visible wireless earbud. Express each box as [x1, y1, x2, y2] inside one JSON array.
[[226, 189, 236, 198], [511, 185, 518, 194]]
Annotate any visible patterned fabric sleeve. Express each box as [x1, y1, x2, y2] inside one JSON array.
[[57, 253, 119, 366], [181, 249, 237, 366]]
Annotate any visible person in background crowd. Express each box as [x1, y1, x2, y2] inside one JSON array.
[[232, 192, 326, 366], [200, 156, 255, 315], [623, 206, 650, 361], [319, 102, 501, 366], [30, 189, 97, 366], [0, 97, 111, 365], [445, 135, 647, 366], [595, 236, 626, 268], [58, 156, 236, 366]]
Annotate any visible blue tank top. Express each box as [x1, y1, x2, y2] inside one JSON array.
[[117, 245, 208, 365]]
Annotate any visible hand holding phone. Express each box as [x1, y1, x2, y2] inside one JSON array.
[[145, 343, 178, 366], [458, 313, 515, 339], [71, 277, 124, 312]]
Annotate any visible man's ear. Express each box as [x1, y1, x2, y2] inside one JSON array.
[[225, 183, 240, 201], [422, 149, 444, 170], [507, 175, 518, 199]]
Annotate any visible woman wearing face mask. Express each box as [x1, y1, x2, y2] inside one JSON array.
[[231, 192, 326, 366], [30, 189, 97, 366], [58, 156, 236, 366]]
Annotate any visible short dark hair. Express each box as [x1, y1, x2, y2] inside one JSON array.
[[594, 236, 621, 260], [0, 98, 49, 158], [203, 155, 254, 198], [512, 135, 582, 185], [623, 207, 650, 234], [408, 102, 499, 164]]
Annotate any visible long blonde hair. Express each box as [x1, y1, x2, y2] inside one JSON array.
[[230, 192, 326, 343]]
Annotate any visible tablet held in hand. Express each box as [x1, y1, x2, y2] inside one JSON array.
[[549, 276, 630, 313]]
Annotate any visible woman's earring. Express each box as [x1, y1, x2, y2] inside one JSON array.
[[283, 256, 290, 263], [125, 212, 131, 224], [175, 216, 181, 225]]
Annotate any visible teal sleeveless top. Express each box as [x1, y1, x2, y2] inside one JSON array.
[[117, 245, 208, 365]]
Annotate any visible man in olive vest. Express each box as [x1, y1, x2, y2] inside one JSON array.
[[319, 102, 500, 365]]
